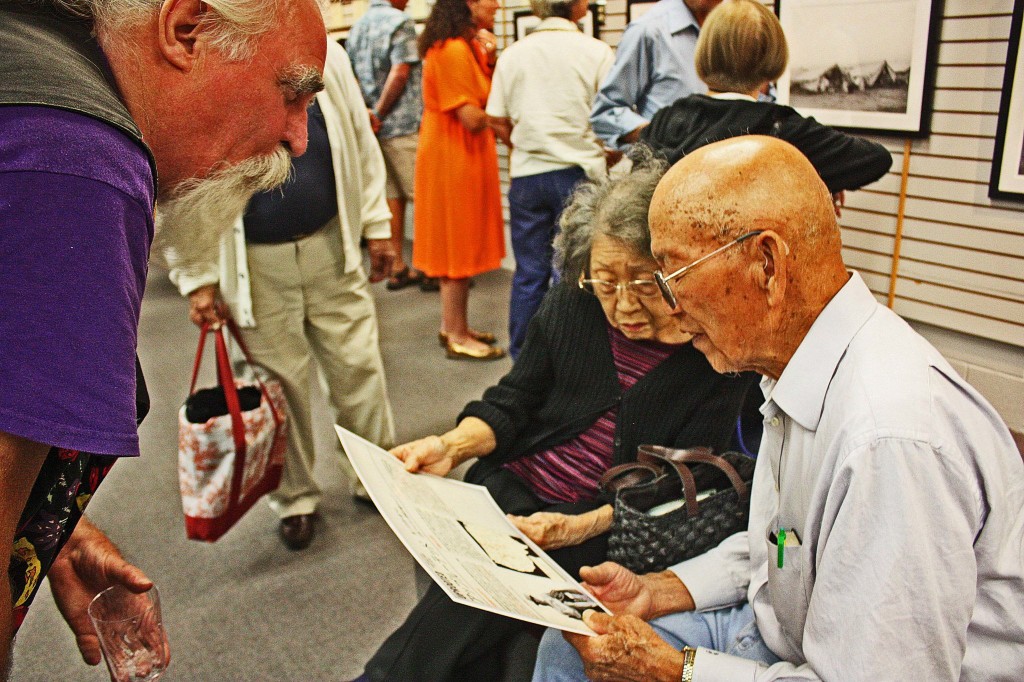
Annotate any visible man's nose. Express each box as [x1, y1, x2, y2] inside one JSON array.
[[283, 108, 310, 158]]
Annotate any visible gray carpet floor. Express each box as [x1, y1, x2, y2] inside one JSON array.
[[11, 260, 515, 681]]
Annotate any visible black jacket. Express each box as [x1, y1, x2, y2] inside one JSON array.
[[460, 283, 758, 479], [641, 94, 893, 193]]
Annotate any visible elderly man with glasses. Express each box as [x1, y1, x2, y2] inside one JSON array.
[[532, 136, 1024, 681]]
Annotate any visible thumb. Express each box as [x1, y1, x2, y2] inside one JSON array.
[[108, 559, 154, 593], [582, 610, 614, 634], [75, 632, 103, 666]]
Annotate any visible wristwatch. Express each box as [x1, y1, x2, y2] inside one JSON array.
[[681, 646, 697, 682]]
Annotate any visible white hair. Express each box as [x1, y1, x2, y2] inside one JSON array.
[[49, 0, 281, 60]]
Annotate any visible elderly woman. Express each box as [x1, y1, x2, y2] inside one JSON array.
[[640, 0, 892, 202], [352, 157, 760, 682]]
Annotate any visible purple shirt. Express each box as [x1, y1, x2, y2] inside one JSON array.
[[0, 105, 154, 456]]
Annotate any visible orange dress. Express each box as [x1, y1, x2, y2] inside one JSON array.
[[412, 38, 505, 279]]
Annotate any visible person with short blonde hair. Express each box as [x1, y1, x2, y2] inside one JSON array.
[[641, 0, 892, 198], [693, 0, 787, 94]]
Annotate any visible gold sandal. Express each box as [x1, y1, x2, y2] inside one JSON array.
[[438, 330, 497, 347], [445, 338, 506, 360]]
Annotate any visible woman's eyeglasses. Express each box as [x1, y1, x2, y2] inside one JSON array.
[[578, 277, 661, 299], [654, 231, 764, 309]]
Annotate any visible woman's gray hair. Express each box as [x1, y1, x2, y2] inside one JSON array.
[[529, 0, 576, 20], [47, 0, 281, 60], [555, 147, 670, 282]]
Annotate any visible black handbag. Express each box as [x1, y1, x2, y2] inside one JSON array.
[[600, 446, 756, 574]]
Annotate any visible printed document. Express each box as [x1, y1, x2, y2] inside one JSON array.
[[335, 426, 610, 635]]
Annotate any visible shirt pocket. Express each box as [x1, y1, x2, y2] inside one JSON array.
[[766, 522, 810, 644]]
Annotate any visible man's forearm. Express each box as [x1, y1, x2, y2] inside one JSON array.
[[374, 63, 411, 120]]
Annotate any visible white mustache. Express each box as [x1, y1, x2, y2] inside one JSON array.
[[152, 147, 293, 277]]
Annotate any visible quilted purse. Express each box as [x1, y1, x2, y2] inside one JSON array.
[[177, 320, 287, 541], [600, 446, 756, 574]]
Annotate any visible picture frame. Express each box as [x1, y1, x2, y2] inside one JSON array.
[[989, 1, 1024, 201], [513, 5, 601, 41], [774, 0, 943, 137], [626, 0, 658, 24]]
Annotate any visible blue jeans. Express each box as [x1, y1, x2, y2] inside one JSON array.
[[508, 166, 586, 359], [532, 603, 780, 681]]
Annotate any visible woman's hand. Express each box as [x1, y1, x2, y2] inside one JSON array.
[[475, 28, 498, 65], [509, 505, 613, 550], [390, 436, 456, 476]]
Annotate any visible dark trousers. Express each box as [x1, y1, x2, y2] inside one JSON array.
[[507, 166, 587, 360], [365, 464, 609, 682]]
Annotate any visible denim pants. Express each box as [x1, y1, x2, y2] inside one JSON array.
[[508, 166, 586, 359], [532, 602, 780, 681]]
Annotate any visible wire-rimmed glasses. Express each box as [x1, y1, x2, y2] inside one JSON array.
[[578, 276, 661, 299], [654, 230, 764, 309]]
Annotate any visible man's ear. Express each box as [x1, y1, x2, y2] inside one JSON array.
[[158, 0, 207, 71], [756, 231, 788, 307]]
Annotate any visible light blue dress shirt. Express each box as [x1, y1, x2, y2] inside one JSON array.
[[589, 0, 703, 148], [672, 272, 1024, 680]]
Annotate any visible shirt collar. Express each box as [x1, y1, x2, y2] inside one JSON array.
[[764, 272, 879, 431], [710, 92, 757, 102], [369, 0, 392, 8], [532, 17, 581, 32], [666, 0, 700, 35]]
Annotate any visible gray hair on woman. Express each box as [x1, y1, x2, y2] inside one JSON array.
[[528, 0, 578, 20], [555, 148, 669, 282], [47, 0, 280, 60]]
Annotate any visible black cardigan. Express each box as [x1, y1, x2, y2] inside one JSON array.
[[460, 284, 758, 480], [640, 94, 893, 194]]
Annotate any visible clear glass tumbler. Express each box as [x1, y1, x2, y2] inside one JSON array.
[[87, 584, 170, 682]]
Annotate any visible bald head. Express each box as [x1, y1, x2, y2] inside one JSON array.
[[648, 136, 850, 379]]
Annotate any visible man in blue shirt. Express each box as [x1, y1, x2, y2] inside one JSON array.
[[348, 0, 431, 290], [590, 0, 720, 149]]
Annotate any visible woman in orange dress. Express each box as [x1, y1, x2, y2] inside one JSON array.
[[412, 0, 506, 360]]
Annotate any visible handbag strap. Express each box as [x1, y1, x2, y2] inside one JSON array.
[[223, 319, 283, 429], [213, 326, 248, 512], [599, 462, 662, 495], [636, 445, 750, 519]]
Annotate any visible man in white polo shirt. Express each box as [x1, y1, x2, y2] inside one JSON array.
[[486, 0, 613, 359]]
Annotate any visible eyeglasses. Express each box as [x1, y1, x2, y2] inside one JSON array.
[[578, 276, 661, 299], [654, 230, 764, 309]]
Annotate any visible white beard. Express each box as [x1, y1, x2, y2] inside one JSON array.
[[152, 147, 293, 278]]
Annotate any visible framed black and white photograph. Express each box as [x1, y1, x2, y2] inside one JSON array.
[[775, 0, 943, 136], [513, 4, 600, 41], [627, 0, 658, 23], [989, 1, 1024, 201]]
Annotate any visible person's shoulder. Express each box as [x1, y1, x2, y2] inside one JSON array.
[[0, 105, 152, 203]]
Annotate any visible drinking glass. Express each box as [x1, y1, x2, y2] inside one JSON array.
[[87, 584, 170, 682]]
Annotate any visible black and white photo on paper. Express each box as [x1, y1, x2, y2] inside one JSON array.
[[775, 0, 943, 136]]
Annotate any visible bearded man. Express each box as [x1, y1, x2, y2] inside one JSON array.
[[0, 0, 326, 673]]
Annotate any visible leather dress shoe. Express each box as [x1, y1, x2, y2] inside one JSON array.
[[279, 513, 315, 551], [437, 329, 497, 347]]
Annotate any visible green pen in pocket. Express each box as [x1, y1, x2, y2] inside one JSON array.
[[777, 527, 786, 568]]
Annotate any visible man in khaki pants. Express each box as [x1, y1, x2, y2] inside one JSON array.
[[167, 41, 396, 551]]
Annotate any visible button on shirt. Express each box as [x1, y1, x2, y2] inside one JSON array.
[[346, 0, 423, 139], [590, 0, 704, 149], [672, 273, 1024, 680], [485, 17, 613, 180]]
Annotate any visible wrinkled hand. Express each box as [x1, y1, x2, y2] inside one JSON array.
[[365, 239, 396, 283], [475, 29, 498, 62], [578, 562, 655, 619], [47, 518, 168, 667], [564, 612, 683, 682], [832, 190, 846, 218], [187, 284, 229, 327], [510, 507, 611, 551], [368, 108, 382, 135], [391, 436, 456, 476]]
